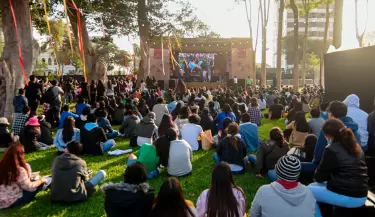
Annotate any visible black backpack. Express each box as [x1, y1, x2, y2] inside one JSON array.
[[43, 87, 54, 104]]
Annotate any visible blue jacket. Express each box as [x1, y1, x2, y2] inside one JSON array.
[[13, 95, 28, 113], [313, 116, 361, 164], [343, 94, 368, 149], [168, 101, 177, 113], [239, 122, 259, 151], [98, 117, 113, 133], [215, 112, 236, 130], [320, 111, 329, 121], [75, 103, 89, 116], [58, 111, 79, 129]]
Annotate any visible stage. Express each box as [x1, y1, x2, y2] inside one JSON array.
[[184, 82, 225, 89]]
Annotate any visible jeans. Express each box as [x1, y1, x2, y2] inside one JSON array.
[[248, 154, 257, 164], [102, 139, 116, 152], [213, 153, 245, 174], [64, 92, 73, 104], [85, 170, 106, 196], [127, 159, 160, 179], [268, 170, 277, 181], [308, 182, 367, 208], [10, 185, 43, 208], [106, 130, 119, 140]]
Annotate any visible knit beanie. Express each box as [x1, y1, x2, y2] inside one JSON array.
[[275, 155, 301, 182]]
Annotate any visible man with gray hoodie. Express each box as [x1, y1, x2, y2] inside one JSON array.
[[250, 156, 320, 217], [50, 142, 106, 203]]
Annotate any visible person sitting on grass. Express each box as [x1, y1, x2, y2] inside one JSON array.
[[308, 119, 368, 215], [119, 109, 140, 138], [0, 144, 49, 209], [215, 103, 236, 131], [214, 122, 247, 174], [167, 128, 193, 178], [250, 156, 318, 217], [102, 163, 155, 217], [181, 114, 203, 151], [58, 104, 79, 129], [0, 118, 13, 151], [196, 162, 246, 217], [97, 110, 119, 139], [152, 97, 170, 126], [20, 117, 53, 153], [300, 101, 361, 181], [248, 127, 289, 179], [150, 177, 197, 217], [288, 134, 317, 162], [200, 108, 216, 135], [215, 117, 233, 146], [247, 97, 262, 126], [285, 111, 310, 149], [127, 138, 161, 179], [174, 106, 190, 132], [239, 113, 259, 152], [11, 106, 30, 137], [158, 114, 178, 137], [319, 101, 330, 121], [308, 107, 325, 138], [54, 116, 81, 154], [75, 96, 89, 116], [268, 98, 284, 120], [75, 106, 91, 129], [50, 141, 106, 203], [80, 114, 115, 155], [37, 115, 54, 146], [134, 112, 158, 147]]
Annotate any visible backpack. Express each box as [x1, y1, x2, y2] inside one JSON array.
[[43, 87, 55, 104]]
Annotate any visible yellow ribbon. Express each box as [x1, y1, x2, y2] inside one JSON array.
[[173, 34, 189, 68], [168, 36, 175, 70], [43, 0, 61, 75]]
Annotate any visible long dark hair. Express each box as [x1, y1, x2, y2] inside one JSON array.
[[150, 177, 194, 217], [0, 144, 28, 185], [225, 122, 240, 151], [158, 115, 175, 136], [206, 162, 245, 217], [303, 135, 317, 162], [294, 111, 310, 132], [155, 128, 176, 167], [270, 127, 285, 148], [178, 106, 190, 119], [322, 119, 361, 157], [222, 103, 232, 115], [62, 116, 75, 143]]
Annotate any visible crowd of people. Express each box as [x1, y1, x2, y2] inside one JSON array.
[[0, 75, 374, 217]]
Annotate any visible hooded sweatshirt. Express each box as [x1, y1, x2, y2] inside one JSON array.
[[134, 114, 158, 138], [119, 115, 140, 137], [50, 153, 89, 202], [343, 94, 368, 149], [250, 182, 316, 217], [313, 116, 361, 164], [81, 122, 108, 155]]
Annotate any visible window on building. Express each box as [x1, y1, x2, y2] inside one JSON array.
[[48, 58, 52, 65]]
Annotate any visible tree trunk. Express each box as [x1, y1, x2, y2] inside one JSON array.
[[276, 0, 284, 91], [333, 0, 343, 49], [138, 0, 149, 83], [301, 12, 309, 87], [290, 0, 299, 91], [67, 6, 107, 83], [0, 0, 33, 121], [261, 26, 267, 87], [320, 1, 330, 88]]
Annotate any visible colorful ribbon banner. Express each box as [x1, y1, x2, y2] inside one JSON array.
[[168, 36, 175, 71], [63, 0, 74, 58], [173, 34, 189, 69], [71, 0, 87, 82], [43, 0, 61, 75], [161, 36, 165, 75], [9, 0, 28, 85]]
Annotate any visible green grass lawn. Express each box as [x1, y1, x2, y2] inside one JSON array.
[[1, 118, 286, 217]]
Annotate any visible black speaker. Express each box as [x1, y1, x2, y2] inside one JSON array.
[[238, 79, 246, 88], [169, 79, 176, 89], [211, 76, 220, 82], [227, 79, 234, 87], [157, 80, 165, 89]]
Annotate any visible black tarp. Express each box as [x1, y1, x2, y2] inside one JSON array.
[[324, 46, 375, 113]]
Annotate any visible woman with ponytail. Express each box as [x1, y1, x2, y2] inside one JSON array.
[[214, 123, 247, 174], [309, 118, 368, 211]]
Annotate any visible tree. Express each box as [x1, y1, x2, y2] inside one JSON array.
[[276, 0, 285, 91], [355, 0, 369, 47], [0, 0, 35, 121], [300, 0, 324, 86], [33, 61, 48, 76], [260, 0, 271, 87], [320, 0, 334, 87], [332, 0, 343, 49], [289, 0, 299, 91]]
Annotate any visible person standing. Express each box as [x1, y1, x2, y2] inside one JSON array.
[[49, 80, 64, 124], [246, 76, 253, 89], [25, 75, 47, 115], [233, 76, 238, 90], [13, 88, 28, 124]]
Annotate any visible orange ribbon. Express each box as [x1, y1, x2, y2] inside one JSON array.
[[43, 0, 61, 75], [63, 0, 74, 58], [9, 0, 28, 85]]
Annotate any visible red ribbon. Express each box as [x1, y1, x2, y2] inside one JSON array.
[[9, 0, 28, 85]]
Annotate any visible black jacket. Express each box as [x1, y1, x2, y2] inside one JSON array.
[[255, 140, 289, 173], [102, 182, 155, 217], [200, 114, 216, 135], [119, 115, 140, 137], [80, 123, 108, 155], [20, 126, 41, 153], [314, 142, 368, 198], [217, 136, 247, 168], [39, 121, 53, 145], [368, 111, 375, 137], [50, 153, 89, 202]]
